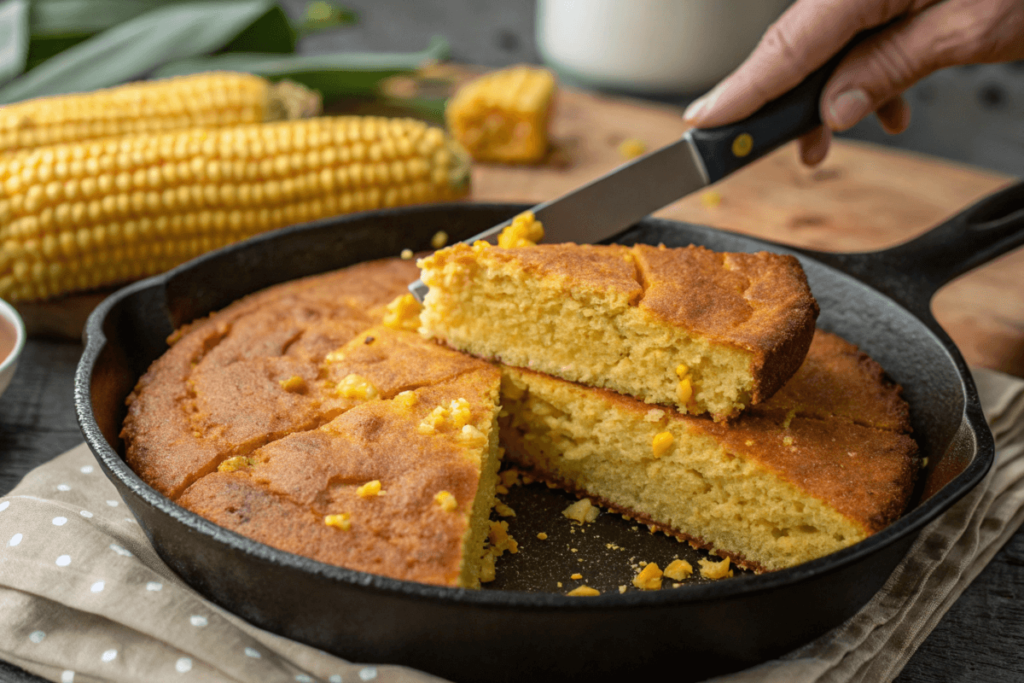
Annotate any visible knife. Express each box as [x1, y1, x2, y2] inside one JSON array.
[[409, 31, 871, 302]]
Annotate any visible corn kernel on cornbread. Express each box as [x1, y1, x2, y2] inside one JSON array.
[[419, 237, 819, 419], [498, 329, 917, 572], [122, 259, 503, 588]]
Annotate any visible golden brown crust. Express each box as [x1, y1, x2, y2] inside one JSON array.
[[123, 258, 507, 587], [631, 244, 819, 404], [179, 370, 499, 585], [504, 329, 917, 535], [122, 259, 422, 499]]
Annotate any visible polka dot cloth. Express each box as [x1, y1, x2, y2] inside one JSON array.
[[0, 444, 435, 683]]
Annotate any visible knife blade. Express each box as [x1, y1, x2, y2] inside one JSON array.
[[407, 132, 709, 302]]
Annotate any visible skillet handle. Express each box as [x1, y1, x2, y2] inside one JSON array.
[[799, 181, 1024, 315]]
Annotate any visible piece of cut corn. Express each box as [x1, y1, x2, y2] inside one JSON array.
[[0, 72, 321, 157], [0, 116, 470, 302], [445, 65, 555, 164]]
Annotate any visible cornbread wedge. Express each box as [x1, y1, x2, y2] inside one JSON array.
[[124, 259, 505, 588], [498, 330, 917, 572], [419, 238, 819, 419]]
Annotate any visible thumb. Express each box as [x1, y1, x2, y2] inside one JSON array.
[[820, 7, 956, 131]]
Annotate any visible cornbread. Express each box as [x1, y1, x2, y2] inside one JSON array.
[[419, 236, 819, 419], [124, 252, 917, 585], [498, 330, 918, 572], [123, 259, 504, 588]]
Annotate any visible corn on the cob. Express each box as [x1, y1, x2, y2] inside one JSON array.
[[445, 65, 555, 164], [0, 116, 468, 302], [0, 72, 321, 157]]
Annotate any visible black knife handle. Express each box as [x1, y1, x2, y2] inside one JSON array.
[[688, 25, 884, 183]]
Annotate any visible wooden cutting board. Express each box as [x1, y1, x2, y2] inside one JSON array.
[[18, 82, 1020, 378]]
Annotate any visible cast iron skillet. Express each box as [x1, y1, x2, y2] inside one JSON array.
[[76, 182, 1024, 682]]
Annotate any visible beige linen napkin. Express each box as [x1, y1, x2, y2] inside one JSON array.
[[0, 368, 1021, 683]]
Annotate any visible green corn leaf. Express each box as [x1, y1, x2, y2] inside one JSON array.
[[24, 0, 295, 71], [152, 35, 450, 101], [0, 0, 284, 104], [0, 0, 29, 87]]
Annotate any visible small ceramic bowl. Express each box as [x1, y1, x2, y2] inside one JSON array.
[[0, 298, 25, 399]]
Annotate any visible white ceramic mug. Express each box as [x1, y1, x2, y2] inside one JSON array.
[[536, 0, 792, 95]]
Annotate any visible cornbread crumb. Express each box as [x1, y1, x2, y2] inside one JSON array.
[[499, 469, 521, 488], [567, 586, 600, 596], [632, 562, 663, 590], [618, 585, 627, 594], [663, 559, 693, 581], [279, 375, 306, 392], [652, 431, 674, 458], [494, 501, 516, 517], [435, 491, 458, 512], [217, 456, 255, 473], [562, 498, 600, 524], [557, 582, 563, 588], [356, 480, 382, 498], [497, 211, 544, 248], [618, 138, 646, 159], [701, 189, 722, 208], [382, 293, 423, 331], [335, 374, 379, 401], [495, 485, 509, 494], [431, 230, 448, 249], [324, 513, 351, 531], [488, 520, 519, 554], [698, 557, 733, 580], [644, 409, 665, 423], [570, 572, 582, 580], [400, 248, 414, 260], [537, 532, 548, 540]]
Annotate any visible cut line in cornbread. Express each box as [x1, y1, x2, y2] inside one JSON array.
[[419, 233, 819, 419], [497, 329, 918, 572]]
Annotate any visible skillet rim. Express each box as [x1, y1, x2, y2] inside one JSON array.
[[74, 202, 995, 609]]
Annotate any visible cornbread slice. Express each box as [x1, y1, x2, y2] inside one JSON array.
[[498, 330, 918, 572], [419, 239, 819, 419], [124, 259, 506, 588]]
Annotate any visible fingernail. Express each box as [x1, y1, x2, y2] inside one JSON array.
[[827, 89, 871, 131], [683, 96, 708, 123], [684, 85, 722, 123]]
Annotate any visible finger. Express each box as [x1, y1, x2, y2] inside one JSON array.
[[875, 96, 911, 134], [683, 0, 938, 127], [821, 0, 1016, 131], [798, 126, 831, 166]]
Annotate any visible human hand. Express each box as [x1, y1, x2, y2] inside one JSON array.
[[682, 0, 1024, 165]]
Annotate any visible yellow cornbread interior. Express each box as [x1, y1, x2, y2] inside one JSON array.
[[498, 367, 867, 572], [419, 241, 755, 418]]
